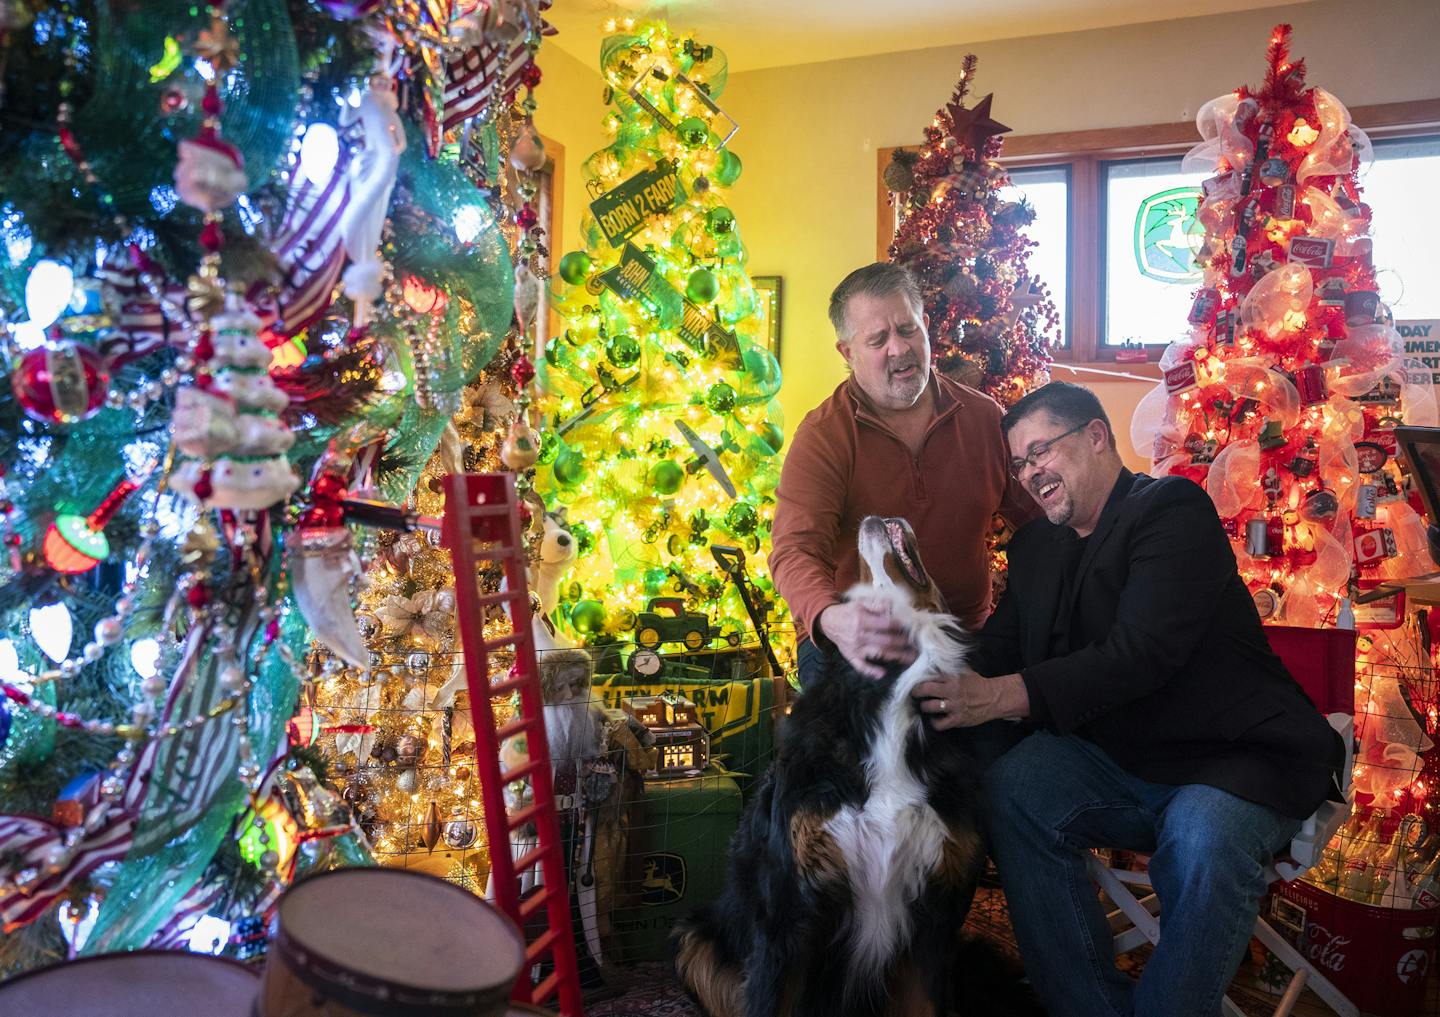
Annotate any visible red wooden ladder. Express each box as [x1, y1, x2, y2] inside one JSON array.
[[441, 472, 584, 1016]]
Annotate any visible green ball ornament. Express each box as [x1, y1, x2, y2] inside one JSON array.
[[726, 502, 758, 536], [557, 251, 593, 286], [569, 599, 607, 635], [686, 268, 720, 304], [677, 117, 709, 148], [759, 422, 785, 454], [643, 568, 667, 596], [606, 333, 641, 368], [705, 206, 736, 236], [568, 520, 595, 556], [537, 430, 559, 465], [648, 459, 685, 496], [544, 337, 566, 368], [715, 149, 742, 187], [742, 346, 777, 384], [553, 447, 587, 487], [706, 382, 737, 414]]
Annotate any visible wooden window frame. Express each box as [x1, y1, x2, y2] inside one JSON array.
[[877, 98, 1440, 379]]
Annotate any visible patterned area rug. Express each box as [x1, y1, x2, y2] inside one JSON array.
[[585, 963, 700, 1017], [579, 887, 1378, 1017]]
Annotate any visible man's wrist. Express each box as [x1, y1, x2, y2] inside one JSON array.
[[997, 674, 1030, 721], [812, 602, 842, 648]]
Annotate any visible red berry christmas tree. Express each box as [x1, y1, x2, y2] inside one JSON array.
[[884, 56, 1059, 404]]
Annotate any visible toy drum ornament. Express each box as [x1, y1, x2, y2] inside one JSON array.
[[0, 950, 260, 1015], [257, 868, 524, 1017]]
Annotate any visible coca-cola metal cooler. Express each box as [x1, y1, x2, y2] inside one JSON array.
[[1270, 879, 1439, 1016]]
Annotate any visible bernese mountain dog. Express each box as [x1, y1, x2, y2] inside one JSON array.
[[674, 516, 1000, 1017]]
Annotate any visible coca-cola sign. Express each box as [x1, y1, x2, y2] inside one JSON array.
[[1303, 922, 1351, 972], [1288, 236, 1335, 268]]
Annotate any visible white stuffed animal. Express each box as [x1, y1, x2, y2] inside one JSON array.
[[531, 510, 577, 619]]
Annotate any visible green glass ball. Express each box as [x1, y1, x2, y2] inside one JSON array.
[[677, 116, 709, 147], [568, 520, 595, 556], [726, 502, 758, 536], [706, 382, 736, 414], [569, 599, 607, 634], [553, 447, 587, 487], [686, 268, 720, 304], [648, 460, 685, 496], [606, 333, 641, 368], [557, 251, 593, 286], [705, 206, 736, 236], [715, 149, 742, 187], [537, 430, 559, 465], [543, 337, 565, 368]]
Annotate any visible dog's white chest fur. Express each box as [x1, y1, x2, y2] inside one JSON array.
[[822, 578, 972, 978], [824, 659, 950, 976]]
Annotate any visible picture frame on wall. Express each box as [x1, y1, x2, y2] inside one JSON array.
[[752, 275, 782, 363]]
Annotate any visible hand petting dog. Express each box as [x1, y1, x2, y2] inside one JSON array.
[[913, 672, 1030, 729], [817, 599, 918, 679]]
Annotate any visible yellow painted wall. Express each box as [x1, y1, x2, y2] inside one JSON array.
[[536, 0, 1440, 472], [534, 43, 608, 257]]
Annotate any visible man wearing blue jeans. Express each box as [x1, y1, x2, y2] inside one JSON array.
[[913, 382, 1345, 1017]]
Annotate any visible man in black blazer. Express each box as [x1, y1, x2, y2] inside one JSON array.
[[913, 381, 1344, 1017]]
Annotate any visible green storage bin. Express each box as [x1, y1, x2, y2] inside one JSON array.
[[609, 772, 742, 963]]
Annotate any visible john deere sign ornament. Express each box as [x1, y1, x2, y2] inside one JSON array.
[[1134, 186, 1204, 283]]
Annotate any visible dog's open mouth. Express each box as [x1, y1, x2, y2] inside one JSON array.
[[884, 518, 928, 590]]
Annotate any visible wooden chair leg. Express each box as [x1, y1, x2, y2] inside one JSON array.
[[1088, 851, 1359, 1017], [1250, 917, 1359, 1017]]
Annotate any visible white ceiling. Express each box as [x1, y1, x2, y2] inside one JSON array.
[[545, 0, 1305, 73]]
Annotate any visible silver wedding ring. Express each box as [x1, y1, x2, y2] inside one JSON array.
[[938, 699, 947, 712]]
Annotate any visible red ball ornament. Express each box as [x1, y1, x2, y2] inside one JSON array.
[[520, 63, 543, 89], [511, 355, 536, 390], [515, 204, 539, 230], [12, 341, 109, 425]]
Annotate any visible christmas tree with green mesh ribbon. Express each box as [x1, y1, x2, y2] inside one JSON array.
[[540, 20, 785, 650]]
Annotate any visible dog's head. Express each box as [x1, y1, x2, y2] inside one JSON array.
[[855, 516, 946, 615]]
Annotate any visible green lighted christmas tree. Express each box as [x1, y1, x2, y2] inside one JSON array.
[[540, 20, 784, 647]]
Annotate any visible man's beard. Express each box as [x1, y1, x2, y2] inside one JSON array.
[[886, 357, 927, 400], [1044, 492, 1074, 526]]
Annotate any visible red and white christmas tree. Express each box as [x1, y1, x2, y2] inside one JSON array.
[[1129, 24, 1436, 628], [885, 56, 1059, 404]]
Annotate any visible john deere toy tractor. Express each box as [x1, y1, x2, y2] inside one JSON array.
[[634, 598, 713, 651]]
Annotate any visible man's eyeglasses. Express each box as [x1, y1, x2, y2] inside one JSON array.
[[1009, 422, 1090, 479]]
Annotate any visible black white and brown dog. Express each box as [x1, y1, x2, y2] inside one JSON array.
[[675, 516, 989, 1017]]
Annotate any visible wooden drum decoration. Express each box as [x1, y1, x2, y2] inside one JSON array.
[[0, 950, 260, 1015], [257, 867, 525, 1017]]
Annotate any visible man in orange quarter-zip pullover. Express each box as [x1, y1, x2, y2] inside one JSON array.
[[771, 262, 1037, 690]]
